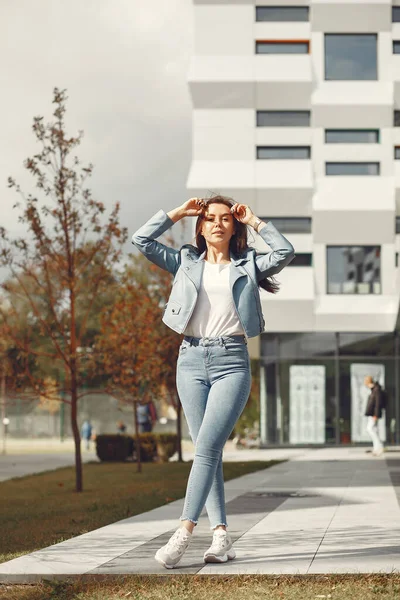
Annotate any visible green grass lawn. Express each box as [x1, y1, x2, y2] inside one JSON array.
[[2, 575, 400, 600], [0, 459, 281, 564]]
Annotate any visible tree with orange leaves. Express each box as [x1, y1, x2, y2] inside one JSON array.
[[0, 89, 126, 491], [94, 251, 183, 469], [127, 249, 185, 461]]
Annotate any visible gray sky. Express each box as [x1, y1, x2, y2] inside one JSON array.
[[0, 0, 193, 254]]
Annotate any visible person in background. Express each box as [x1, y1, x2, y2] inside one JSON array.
[[80, 419, 93, 451], [364, 375, 384, 457], [117, 420, 127, 434], [136, 401, 157, 433]]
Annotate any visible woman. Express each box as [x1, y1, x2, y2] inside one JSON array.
[[132, 195, 294, 568]]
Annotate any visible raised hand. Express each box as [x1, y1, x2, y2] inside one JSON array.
[[230, 203, 254, 225], [180, 197, 206, 217]]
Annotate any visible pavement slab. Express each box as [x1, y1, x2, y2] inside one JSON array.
[[1, 447, 400, 581]]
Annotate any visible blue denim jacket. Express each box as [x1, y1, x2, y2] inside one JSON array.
[[132, 210, 295, 338]]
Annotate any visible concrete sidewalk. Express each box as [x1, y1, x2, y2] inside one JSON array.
[[0, 450, 98, 482], [1, 447, 400, 581], [0, 438, 298, 482]]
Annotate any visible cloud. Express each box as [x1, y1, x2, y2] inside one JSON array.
[[0, 0, 194, 255]]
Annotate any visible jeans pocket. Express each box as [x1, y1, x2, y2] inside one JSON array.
[[179, 341, 190, 356]]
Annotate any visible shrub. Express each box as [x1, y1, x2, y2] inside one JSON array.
[[96, 433, 178, 462], [96, 434, 134, 462]]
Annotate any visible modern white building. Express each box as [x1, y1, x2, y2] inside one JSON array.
[[187, 0, 400, 445]]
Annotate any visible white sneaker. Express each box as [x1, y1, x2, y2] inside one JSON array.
[[155, 527, 191, 569], [204, 530, 236, 564], [373, 449, 384, 457]]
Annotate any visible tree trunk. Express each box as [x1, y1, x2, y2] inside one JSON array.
[[70, 286, 82, 492], [133, 400, 142, 473], [71, 376, 83, 492]]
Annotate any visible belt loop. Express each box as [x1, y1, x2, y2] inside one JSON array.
[[189, 337, 193, 347], [220, 337, 227, 349]]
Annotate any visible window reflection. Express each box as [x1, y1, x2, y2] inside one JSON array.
[[256, 7, 309, 22], [325, 34, 377, 80], [325, 130, 379, 144], [262, 333, 336, 359], [257, 111, 311, 127], [327, 246, 381, 294], [339, 332, 394, 356], [259, 217, 312, 233], [326, 162, 379, 176], [257, 146, 311, 159]]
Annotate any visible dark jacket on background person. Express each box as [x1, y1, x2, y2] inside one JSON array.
[[365, 382, 384, 418]]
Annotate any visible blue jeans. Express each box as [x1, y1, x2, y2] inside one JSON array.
[[176, 335, 251, 529]]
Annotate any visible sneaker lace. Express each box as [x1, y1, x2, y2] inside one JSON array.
[[211, 533, 227, 552], [166, 531, 188, 553]]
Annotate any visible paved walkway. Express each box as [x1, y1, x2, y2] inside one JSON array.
[[0, 438, 297, 482], [0, 450, 97, 482], [1, 447, 400, 581]]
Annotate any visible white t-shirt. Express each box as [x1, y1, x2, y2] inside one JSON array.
[[184, 261, 245, 338]]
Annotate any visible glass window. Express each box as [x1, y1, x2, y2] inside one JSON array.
[[260, 331, 399, 446], [287, 253, 312, 266], [261, 334, 279, 359], [257, 146, 311, 159], [339, 333, 394, 357], [281, 358, 335, 444], [256, 41, 309, 54], [257, 111, 310, 127], [394, 41, 400, 54], [325, 130, 379, 144], [261, 333, 336, 359], [395, 111, 400, 126], [259, 217, 312, 233], [393, 7, 400, 22], [396, 217, 400, 233], [325, 34, 377, 80], [395, 147, 400, 159], [256, 7, 309, 22], [327, 246, 381, 294], [326, 162, 380, 176]]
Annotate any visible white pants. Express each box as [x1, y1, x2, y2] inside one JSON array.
[[366, 416, 383, 453]]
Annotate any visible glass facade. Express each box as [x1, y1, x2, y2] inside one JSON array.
[[288, 253, 312, 266], [257, 111, 311, 127], [257, 146, 311, 159], [327, 246, 381, 295], [259, 217, 312, 233], [260, 332, 400, 446], [325, 130, 379, 144], [324, 34, 377, 80], [326, 162, 380, 176], [256, 7, 309, 22], [256, 41, 309, 54]]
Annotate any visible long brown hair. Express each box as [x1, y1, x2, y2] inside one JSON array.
[[194, 195, 279, 294]]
